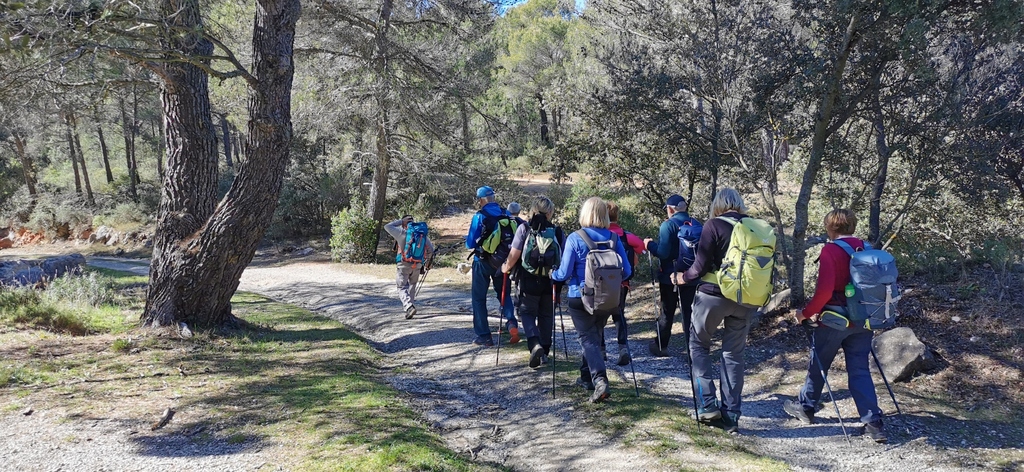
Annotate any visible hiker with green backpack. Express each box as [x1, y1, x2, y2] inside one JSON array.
[[671, 188, 776, 434], [550, 197, 632, 403], [466, 186, 519, 347], [384, 215, 435, 319], [783, 209, 890, 443], [501, 196, 565, 368]]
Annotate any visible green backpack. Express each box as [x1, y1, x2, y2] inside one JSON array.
[[701, 216, 776, 308]]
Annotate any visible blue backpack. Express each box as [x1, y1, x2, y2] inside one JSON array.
[[833, 240, 901, 330], [398, 222, 429, 267], [674, 219, 703, 272]]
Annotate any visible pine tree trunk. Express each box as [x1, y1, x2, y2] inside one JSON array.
[[65, 120, 83, 194], [13, 135, 37, 199], [119, 99, 139, 201], [366, 0, 394, 256], [142, 0, 300, 328], [869, 91, 890, 246], [71, 114, 95, 206], [97, 125, 114, 184], [221, 113, 233, 167]]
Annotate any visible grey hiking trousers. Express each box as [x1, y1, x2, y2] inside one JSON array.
[[689, 291, 755, 415], [396, 263, 421, 310]]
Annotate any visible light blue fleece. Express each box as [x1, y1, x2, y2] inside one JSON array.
[[551, 227, 632, 298]]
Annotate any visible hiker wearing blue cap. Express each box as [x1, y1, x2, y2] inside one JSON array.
[[466, 186, 519, 346], [643, 194, 701, 357]]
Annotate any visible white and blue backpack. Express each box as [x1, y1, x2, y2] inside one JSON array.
[[833, 239, 901, 330]]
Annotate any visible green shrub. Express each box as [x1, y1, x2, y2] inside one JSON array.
[[111, 338, 134, 353], [0, 287, 89, 335], [45, 272, 116, 307], [92, 202, 152, 229], [330, 208, 379, 263], [23, 192, 92, 239]]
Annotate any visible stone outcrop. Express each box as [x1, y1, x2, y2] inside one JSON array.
[[0, 254, 87, 286], [871, 327, 937, 382]]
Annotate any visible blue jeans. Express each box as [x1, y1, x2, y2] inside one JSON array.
[[799, 323, 883, 424], [471, 257, 516, 338]]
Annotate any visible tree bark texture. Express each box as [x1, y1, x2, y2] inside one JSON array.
[[789, 15, 858, 308], [366, 0, 394, 252], [70, 113, 95, 206], [220, 113, 233, 167], [119, 98, 139, 201], [65, 120, 83, 194], [869, 93, 891, 246], [142, 0, 300, 328], [96, 125, 114, 184], [13, 135, 37, 198], [537, 93, 550, 146]]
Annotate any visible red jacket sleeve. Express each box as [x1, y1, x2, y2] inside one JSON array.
[[803, 244, 839, 318], [625, 232, 646, 265]]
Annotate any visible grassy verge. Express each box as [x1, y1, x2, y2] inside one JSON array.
[[0, 269, 504, 471]]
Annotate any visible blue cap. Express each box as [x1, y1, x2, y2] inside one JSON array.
[[476, 186, 495, 198], [666, 194, 686, 207]]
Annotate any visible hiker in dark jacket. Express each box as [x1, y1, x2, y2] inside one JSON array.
[[605, 201, 647, 366], [551, 197, 632, 404], [671, 187, 756, 434], [466, 186, 517, 347], [643, 194, 701, 357], [501, 196, 565, 368], [384, 215, 435, 319], [783, 209, 887, 443]]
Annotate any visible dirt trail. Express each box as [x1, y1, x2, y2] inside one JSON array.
[[235, 260, 988, 472]]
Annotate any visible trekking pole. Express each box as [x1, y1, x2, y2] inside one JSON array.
[[870, 347, 911, 434], [803, 320, 851, 444], [411, 254, 435, 300], [552, 284, 558, 399], [677, 285, 701, 426], [622, 290, 640, 398], [496, 272, 509, 366], [647, 252, 663, 353]]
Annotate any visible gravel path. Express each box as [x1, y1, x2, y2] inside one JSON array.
[[236, 260, 987, 472], [0, 254, 996, 471]]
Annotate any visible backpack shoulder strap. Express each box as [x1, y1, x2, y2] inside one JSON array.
[[716, 216, 739, 226], [831, 239, 856, 256], [575, 229, 597, 250]]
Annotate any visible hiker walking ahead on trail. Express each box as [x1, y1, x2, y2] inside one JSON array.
[[644, 194, 701, 357], [466, 186, 518, 347], [606, 201, 647, 366], [501, 196, 565, 368], [672, 188, 766, 434], [783, 209, 888, 443], [551, 197, 632, 403], [385, 215, 434, 319]]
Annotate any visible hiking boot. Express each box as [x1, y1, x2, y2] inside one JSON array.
[[507, 323, 520, 344], [529, 344, 545, 368], [576, 377, 595, 391], [616, 345, 631, 366], [648, 340, 669, 357], [404, 305, 417, 319], [714, 412, 740, 435], [589, 378, 610, 403], [863, 420, 888, 443], [783, 400, 815, 425], [541, 354, 549, 365], [472, 336, 494, 347], [695, 403, 722, 422]]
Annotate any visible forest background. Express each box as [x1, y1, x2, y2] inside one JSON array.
[[0, 0, 1022, 315]]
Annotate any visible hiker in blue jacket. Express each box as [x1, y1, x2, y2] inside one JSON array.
[[551, 197, 631, 403], [643, 194, 701, 357], [466, 186, 518, 346]]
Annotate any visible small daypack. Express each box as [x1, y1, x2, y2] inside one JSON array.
[[675, 219, 703, 272], [576, 229, 623, 315], [701, 217, 776, 308], [480, 214, 518, 270], [522, 226, 561, 277], [398, 222, 429, 267], [621, 230, 637, 282], [833, 240, 900, 330]]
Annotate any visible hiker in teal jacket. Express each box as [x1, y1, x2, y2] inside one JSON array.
[[643, 194, 701, 357]]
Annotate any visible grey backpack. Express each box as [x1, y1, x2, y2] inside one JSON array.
[[833, 240, 901, 330], [576, 229, 623, 315]]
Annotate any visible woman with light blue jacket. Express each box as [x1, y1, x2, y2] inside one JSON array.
[[551, 197, 631, 403]]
